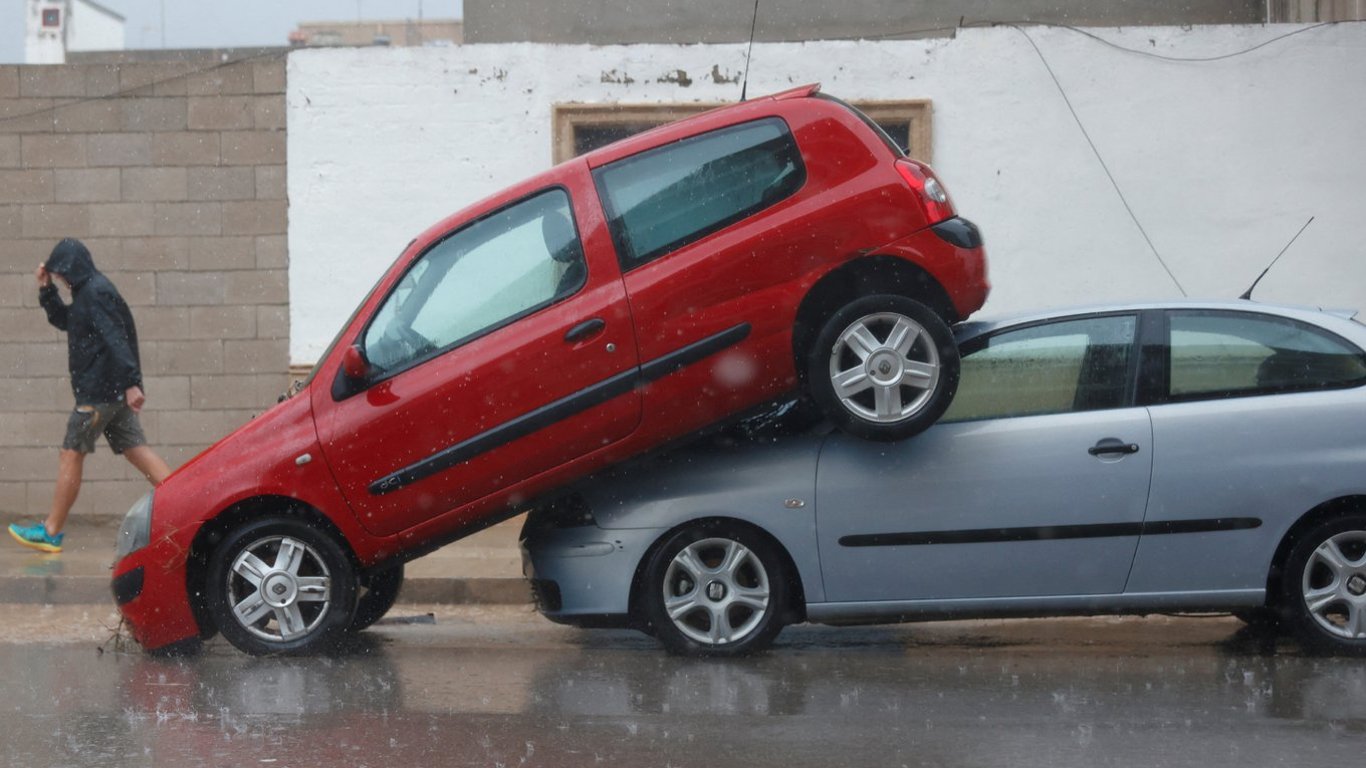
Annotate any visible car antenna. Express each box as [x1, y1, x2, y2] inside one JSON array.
[[740, 0, 760, 102], [1239, 216, 1314, 301]]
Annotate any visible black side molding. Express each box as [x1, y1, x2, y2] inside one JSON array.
[[839, 517, 1262, 548], [369, 323, 752, 495]]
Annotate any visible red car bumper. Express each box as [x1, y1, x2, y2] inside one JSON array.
[[111, 531, 202, 651]]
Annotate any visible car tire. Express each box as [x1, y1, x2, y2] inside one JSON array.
[[206, 517, 357, 656], [349, 563, 405, 632], [1281, 515, 1366, 655], [641, 521, 790, 657], [807, 294, 959, 442]]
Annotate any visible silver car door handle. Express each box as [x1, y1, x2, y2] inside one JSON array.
[[1089, 438, 1140, 457]]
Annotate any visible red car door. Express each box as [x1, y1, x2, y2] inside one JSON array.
[[313, 181, 640, 537]]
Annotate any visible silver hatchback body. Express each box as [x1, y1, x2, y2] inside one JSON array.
[[521, 301, 1366, 655]]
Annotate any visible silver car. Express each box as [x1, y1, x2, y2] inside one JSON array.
[[520, 301, 1366, 655]]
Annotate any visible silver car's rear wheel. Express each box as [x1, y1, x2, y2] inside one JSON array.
[[642, 523, 790, 656], [1283, 516, 1366, 655], [207, 517, 357, 656], [1300, 531, 1366, 640]]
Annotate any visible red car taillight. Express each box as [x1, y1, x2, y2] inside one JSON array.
[[895, 159, 956, 225]]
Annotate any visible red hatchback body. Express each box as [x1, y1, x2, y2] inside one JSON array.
[[111, 85, 989, 654]]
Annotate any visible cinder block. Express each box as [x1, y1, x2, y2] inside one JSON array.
[[0, 136, 19, 168], [118, 236, 190, 271], [188, 96, 254, 131], [224, 339, 289, 374], [1, 446, 63, 482], [225, 269, 288, 305], [19, 67, 86, 98], [189, 305, 256, 339], [84, 65, 120, 97], [0, 206, 20, 239], [222, 200, 285, 236], [254, 165, 285, 200], [0, 276, 25, 307], [0, 66, 18, 99], [221, 131, 285, 166], [0, 100, 55, 134], [121, 167, 188, 202], [0, 411, 66, 447], [119, 97, 188, 132], [256, 305, 288, 340], [142, 375, 191, 411], [155, 271, 226, 306], [131, 306, 190, 340], [120, 63, 197, 97], [103, 272, 156, 306], [54, 168, 120, 203], [87, 133, 152, 167], [0, 170, 54, 203], [20, 134, 85, 168], [153, 202, 221, 236], [52, 99, 121, 134], [21, 203, 90, 238], [146, 339, 223, 376], [252, 96, 285, 130], [252, 59, 286, 94], [189, 236, 254, 270], [158, 408, 256, 446], [151, 132, 219, 167], [0, 481, 26, 515], [186, 62, 256, 96], [190, 373, 285, 409], [23, 341, 67, 376], [0, 307, 61, 338], [0, 376, 71, 412], [254, 234, 287, 269], [90, 203, 156, 238], [187, 166, 255, 202]]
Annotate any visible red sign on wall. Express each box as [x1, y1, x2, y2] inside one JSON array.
[[42, 9, 62, 28]]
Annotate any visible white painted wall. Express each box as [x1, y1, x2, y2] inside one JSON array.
[[288, 24, 1366, 363], [69, 0, 125, 53]]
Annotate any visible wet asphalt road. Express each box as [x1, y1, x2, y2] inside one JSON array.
[[2, 607, 1364, 767]]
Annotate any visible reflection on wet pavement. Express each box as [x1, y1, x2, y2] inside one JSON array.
[[2, 619, 1364, 767]]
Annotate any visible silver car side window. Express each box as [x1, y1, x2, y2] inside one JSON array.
[[943, 315, 1137, 422]]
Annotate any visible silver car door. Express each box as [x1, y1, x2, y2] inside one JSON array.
[[816, 313, 1153, 602], [1127, 309, 1366, 594]]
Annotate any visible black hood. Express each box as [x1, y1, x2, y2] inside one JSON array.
[[45, 238, 96, 290]]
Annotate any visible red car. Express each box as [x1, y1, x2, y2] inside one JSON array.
[[111, 84, 989, 654]]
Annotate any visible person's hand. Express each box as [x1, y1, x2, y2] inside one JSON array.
[[36, 264, 50, 288], [125, 385, 146, 414]]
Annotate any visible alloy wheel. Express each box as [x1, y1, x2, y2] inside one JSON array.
[[662, 538, 771, 646], [828, 311, 940, 424], [1301, 530, 1366, 640], [226, 535, 334, 643]]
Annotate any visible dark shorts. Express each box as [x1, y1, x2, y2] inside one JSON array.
[[62, 403, 147, 455]]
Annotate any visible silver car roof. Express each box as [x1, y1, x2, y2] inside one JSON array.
[[955, 299, 1363, 344]]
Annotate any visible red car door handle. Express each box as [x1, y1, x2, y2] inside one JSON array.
[[564, 318, 606, 343], [1089, 439, 1140, 457]]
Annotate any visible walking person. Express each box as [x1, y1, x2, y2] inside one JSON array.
[[8, 239, 172, 553]]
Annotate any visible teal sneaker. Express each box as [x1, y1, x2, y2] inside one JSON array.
[[8, 522, 63, 554]]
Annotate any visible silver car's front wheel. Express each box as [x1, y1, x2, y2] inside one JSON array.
[[1283, 516, 1366, 655], [207, 517, 357, 656], [643, 523, 790, 656]]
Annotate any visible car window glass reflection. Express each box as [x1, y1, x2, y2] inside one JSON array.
[[944, 315, 1137, 422], [363, 189, 586, 374], [1169, 311, 1366, 400]]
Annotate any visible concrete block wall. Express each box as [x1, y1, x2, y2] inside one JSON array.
[[0, 57, 288, 522]]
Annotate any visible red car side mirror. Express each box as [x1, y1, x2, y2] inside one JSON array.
[[341, 345, 370, 380]]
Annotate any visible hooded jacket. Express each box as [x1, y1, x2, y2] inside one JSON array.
[[39, 239, 144, 405]]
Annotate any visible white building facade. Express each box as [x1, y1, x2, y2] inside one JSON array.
[[287, 24, 1366, 365]]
